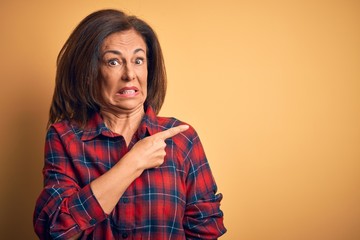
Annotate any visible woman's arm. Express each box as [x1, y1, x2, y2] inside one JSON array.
[[34, 125, 188, 239], [33, 127, 107, 239], [183, 133, 227, 239]]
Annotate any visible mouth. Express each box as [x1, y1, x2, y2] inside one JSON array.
[[117, 87, 139, 97], [119, 89, 137, 94]]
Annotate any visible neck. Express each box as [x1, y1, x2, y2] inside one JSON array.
[[100, 106, 145, 145]]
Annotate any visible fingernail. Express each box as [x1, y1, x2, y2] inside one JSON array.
[[180, 125, 189, 130]]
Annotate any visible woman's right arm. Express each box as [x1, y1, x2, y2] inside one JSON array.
[[33, 125, 188, 239], [33, 127, 108, 239]]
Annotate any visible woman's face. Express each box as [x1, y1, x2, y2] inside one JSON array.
[[99, 29, 148, 114]]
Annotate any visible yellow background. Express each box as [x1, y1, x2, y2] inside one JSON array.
[[1, 0, 359, 239]]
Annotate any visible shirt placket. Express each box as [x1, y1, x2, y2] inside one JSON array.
[[118, 193, 135, 239], [115, 136, 137, 239]]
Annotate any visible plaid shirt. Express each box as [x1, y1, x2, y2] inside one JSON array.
[[34, 107, 226, 239]]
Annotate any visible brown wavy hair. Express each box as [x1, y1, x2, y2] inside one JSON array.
[[48, 9, 167, 128]]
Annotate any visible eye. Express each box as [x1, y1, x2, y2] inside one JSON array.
[[107, 59, 120, 66], [135, 58, 144, 65]]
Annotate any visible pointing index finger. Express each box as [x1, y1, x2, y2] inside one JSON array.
[[156, 125, 189, 140]]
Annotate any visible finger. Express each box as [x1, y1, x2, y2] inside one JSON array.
[[155, 125, 189, 140]]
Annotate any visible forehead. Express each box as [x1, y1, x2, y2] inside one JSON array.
[[101, 29, 146, 52]]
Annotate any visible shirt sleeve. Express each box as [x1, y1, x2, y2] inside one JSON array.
[[183, 132, 227, 239], [33, 127, 107, 240]]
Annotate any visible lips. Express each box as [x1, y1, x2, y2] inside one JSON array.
[[120, 89, 136, 94], [117, 86, 139, 96]]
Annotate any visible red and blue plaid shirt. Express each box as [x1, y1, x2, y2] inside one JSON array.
[[34, 107, 226, 239]]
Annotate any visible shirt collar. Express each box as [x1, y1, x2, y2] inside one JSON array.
[[80, 106, 160, 141]]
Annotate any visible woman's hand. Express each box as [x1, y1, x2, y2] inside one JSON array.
[[127, 125, 189, 171]]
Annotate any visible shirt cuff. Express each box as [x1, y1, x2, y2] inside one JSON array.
[[68, 184, 107, 230]]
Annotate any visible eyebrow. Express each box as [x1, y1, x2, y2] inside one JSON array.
[[102, 48, 146, 57]]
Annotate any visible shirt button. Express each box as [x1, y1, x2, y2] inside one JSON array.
[[89, 218, 96, 225], [122, 198, 129, 204], [122, 233, 128, 238]]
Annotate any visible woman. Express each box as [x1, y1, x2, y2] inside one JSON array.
[[34, 9, 226, 239]]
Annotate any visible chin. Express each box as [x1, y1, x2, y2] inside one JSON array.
[[116, 102, 145, 112]]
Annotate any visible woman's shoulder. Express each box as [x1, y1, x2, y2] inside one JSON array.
[[46, 119, 83, 141], [48, 119, 79, 132]]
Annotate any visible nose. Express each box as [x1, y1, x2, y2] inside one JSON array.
[[121, 64, 136, 81]]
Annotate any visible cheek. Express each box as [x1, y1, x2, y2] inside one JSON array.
[[142, 76, 148, 96], [100, 79, 109, 94], [99, 71, 117, 94], [99, 81, 116, 103], [135, 67, 147, 91]]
